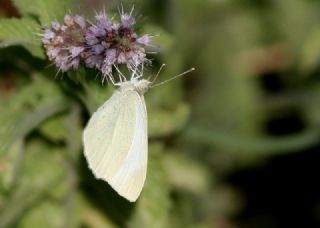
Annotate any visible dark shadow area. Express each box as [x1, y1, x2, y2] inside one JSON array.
[[78, 155, 135, 227], [259, 72, 285, 94], [265, 110, 305, 136], [228, 146, 320, 228]]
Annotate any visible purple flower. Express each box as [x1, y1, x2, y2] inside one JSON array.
[[51, 21, 60, 31], [137, 35, 152, 46], [95, 12, 113, 31], [42, 15, 87, 72], [83, 11, 153, 78], [121, 13, 136, 28], [42, 9, 155, 81]]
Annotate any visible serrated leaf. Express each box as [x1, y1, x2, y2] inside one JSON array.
[[0, 18, 44, 58], [12, 0, 75, 26], [128, 143, 170, 228]]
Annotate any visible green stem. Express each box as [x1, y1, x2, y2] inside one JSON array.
[[183, 126, 320, 155]]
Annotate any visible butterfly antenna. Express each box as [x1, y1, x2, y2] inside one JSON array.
[[151, 68, 195, 88], [149, 63, 166, 82]]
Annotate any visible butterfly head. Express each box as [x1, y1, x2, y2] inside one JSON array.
[[133, 79, 152, 95], [118, 78, 151, 95], [116, 64, 195, 95]]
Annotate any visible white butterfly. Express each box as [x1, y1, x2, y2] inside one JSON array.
[[83, 65, 194, 202]]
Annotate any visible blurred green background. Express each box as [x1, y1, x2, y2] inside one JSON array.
[[1, 0, 320, 227]]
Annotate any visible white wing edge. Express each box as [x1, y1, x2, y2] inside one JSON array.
[[108, 93, 148, 202]]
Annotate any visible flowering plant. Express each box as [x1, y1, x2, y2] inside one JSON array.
[[0, 1, 193, 226], [42, 10, 153, 82]]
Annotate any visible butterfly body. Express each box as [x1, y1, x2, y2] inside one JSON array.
[[118, 78, 151, 95]]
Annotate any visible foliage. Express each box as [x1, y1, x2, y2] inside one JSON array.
[[1, 0, 320, 227], [0, 18, 44, 58]]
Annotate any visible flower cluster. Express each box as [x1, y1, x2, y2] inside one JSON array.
[[85, 12, 152, 77], [42, 10, 153, 80], [42, 15, 87, 72]]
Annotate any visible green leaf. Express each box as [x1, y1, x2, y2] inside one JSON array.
[[299, 29, 320, 74], [0, 139, 24, 191], [0, 18, 44, 58], [0, 139, 67, 228], [148, 102, 190, 138], [0, 75, 68, 156], [20, 201, 64, 228], [182, 126, 320, 156], [162, 152, 211, 194], [12, 0, 75, 26], [39, 103, 82, 145], [17, 140, 67, 196], [81, 82, 114, 114], [39, 114, 69, 142], [128, 143, 170, 228]]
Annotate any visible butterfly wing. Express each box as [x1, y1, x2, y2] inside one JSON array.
[[83, 90, 148, 202]]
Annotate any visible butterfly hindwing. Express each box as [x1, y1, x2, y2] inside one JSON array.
[[83, 90, 148, 201]]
